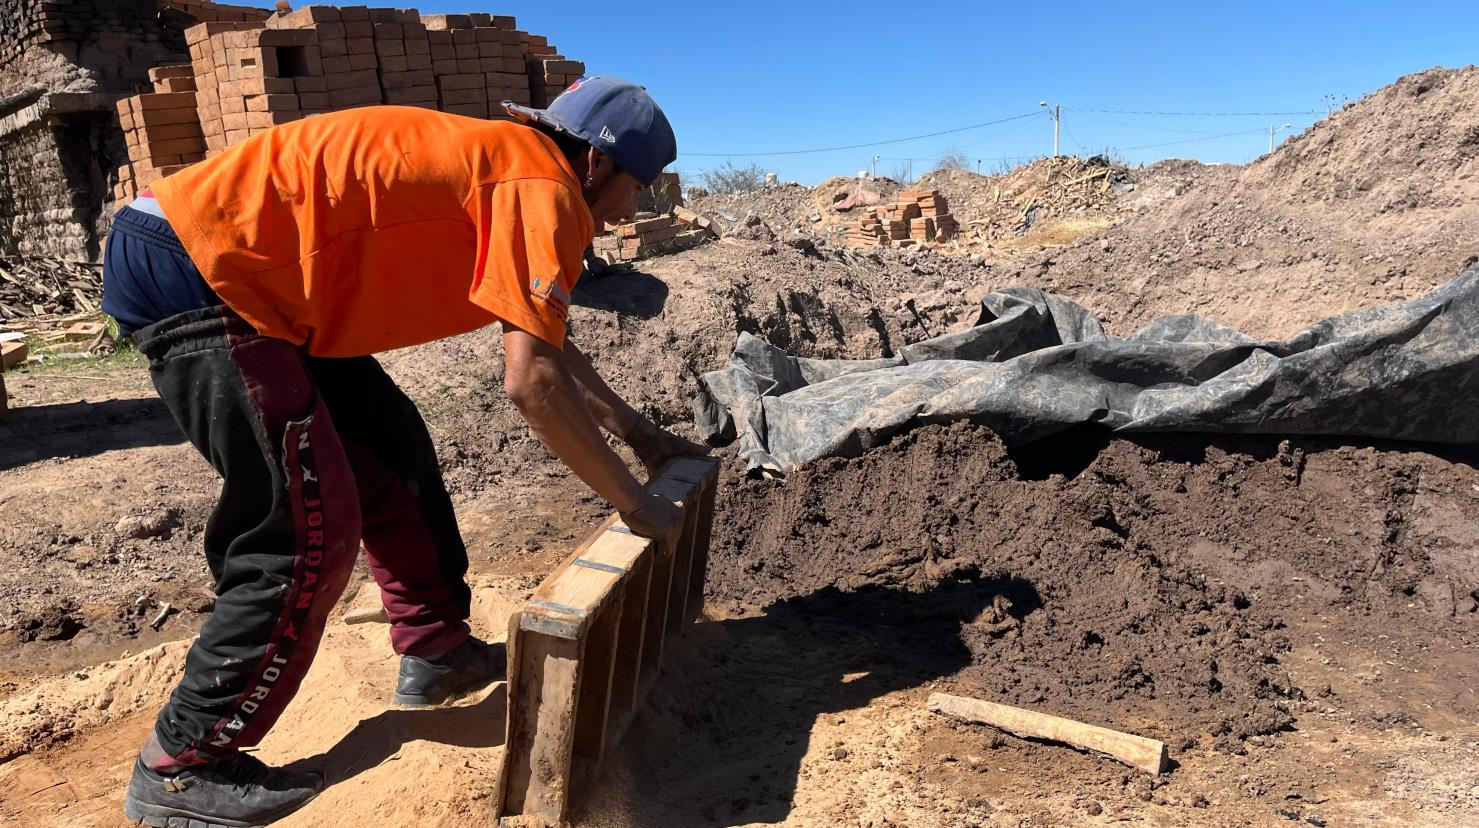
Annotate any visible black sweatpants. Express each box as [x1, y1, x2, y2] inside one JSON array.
[[132, 307, 473, 765]]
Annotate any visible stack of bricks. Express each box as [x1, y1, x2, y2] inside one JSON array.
[[591, 211, 715, 266], [268, 5, 377, 113], [108, 5, 592, 205], [423, 12, 533, 117], [903, 189, 959, 242], [527, 57, 584, 108], [113, 65, 208, 199], [161, 0, 272, 23], [845, 189, 959, 248], [369, 9, 436, 109]]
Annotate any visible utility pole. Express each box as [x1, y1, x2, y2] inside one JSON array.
[[1268, 122, 1291, 154], [1040, 101, 1060, 158], [870, 154, 880, 178]]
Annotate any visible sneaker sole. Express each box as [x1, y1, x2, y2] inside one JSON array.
[[124, 791, 319, 828]]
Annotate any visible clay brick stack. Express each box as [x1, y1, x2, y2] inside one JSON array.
[[423, 12, 534, 115], [528, 58, 585, 108], [845, 189, 959, 248], [113, 67, 209, 198], [370, 11, 436, 109], [107, 4, 593, 203], [591, 212, 715, 266]]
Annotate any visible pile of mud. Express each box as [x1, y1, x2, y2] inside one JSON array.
[[995, 66, 1479, 337], [705, 422, 1479, 751]]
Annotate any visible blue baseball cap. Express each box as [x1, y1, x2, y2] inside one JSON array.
[[504, 76, 677, 186]]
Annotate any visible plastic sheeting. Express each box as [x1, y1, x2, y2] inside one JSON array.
[[695, 264, 1479, 474]]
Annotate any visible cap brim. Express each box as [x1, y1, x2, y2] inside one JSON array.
[[502, 102, 579, 136]]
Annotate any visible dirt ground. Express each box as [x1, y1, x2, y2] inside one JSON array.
[[3, 65, 1479, 828]]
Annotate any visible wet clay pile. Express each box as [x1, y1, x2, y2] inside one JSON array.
[[705, 422, 1479, 752]]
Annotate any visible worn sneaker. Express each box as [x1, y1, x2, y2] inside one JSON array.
[[393, 636, 505, 708], [123, 752, 322, 828]]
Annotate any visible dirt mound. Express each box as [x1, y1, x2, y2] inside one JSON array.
[[706, 422, 1479, 750], [993, 66, 1479, 337]]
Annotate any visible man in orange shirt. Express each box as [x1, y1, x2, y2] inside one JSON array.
[[103, 77, 704, 827]]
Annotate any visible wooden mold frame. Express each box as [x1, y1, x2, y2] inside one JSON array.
[[495, 455, 721, 826]]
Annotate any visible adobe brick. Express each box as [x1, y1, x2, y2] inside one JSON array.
[[297, 92, 332, 109], [348, 52, 380, 71], [276, 5, 340, 27], [406, 54, 434, 71], [328, 86, 383, 107], [322, 55, 352, 74], [438, 73, 483, 90], [375, 40, 406, 58], [378, 54, 409, 73], [422, 13, 472, 30], [373, 22, 403, 39], [222, 111, 248, 130], [136, 92, 198, 111], [246, 94, 300, 112], [143, 137, 207, 157], [345, 36, 376, 54], [294, 76, 329, 93], [323, 69, 379, 90], [383, 86, 439, 104], [338, 5, 371, 22], [260, 28, 317, 46]]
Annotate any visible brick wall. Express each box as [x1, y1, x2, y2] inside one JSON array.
[[0, 0, 268, 259]]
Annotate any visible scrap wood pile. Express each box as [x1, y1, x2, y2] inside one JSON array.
[[591, 208, 719, 266], [921, 156, 1132, 243], [0, 257, 102, 320], [845, 189, 959, 248]]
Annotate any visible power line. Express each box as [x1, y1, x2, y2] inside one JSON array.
[[1065, 109, 1236, 135], [680, 111, 1042, 157], [1114, 128, 1267, 152], [873, 116, 1043, 163], [1070, 107, 1322, 117]]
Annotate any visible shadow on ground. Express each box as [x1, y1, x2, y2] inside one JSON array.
[[572, 268, 669, 320], [587, 573, 1036, 826], [0, 397, 182, 471], [287, 683, 507, 788]]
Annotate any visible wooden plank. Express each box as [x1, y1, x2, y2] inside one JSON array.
[[686, 477, 718, 624], [636, 524, 675, 698], [664, 486, 700, 637], [570, 592, 622, 798], [500, 623, 584, 823], [1, 339, 27, 370], [605, 553, 651, 748], [927, 692, 1169, 775]]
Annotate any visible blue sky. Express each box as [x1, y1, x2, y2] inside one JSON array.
[[242, 1, 1479, 184]]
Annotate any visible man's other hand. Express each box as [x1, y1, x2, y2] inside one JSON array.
[[619, 492, 684, 547], [625, 418, 710, 477]]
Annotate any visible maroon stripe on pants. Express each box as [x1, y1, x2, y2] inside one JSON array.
[[177, 314, 361, 761]]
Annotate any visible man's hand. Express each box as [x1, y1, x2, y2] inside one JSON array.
[[625, 417, 711, 477], [619, 492, 684, 547]]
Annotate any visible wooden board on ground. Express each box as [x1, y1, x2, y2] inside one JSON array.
[[496, 455, 721, 827], [928, 692, 1169, 775]]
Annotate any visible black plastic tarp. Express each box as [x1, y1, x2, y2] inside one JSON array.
[[695, 264, 1479, 474]]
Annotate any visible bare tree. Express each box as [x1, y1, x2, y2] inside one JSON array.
[[699, 161, 767, 194], [932, 149, 970, 172]]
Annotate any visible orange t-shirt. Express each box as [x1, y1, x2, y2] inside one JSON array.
[[153, 107, 594, 356]]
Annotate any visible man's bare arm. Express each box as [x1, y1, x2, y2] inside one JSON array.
[[560, 336, 642, 438], [560, 335, 711, 476]]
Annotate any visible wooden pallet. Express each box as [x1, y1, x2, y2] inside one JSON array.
[[495, 455, 720, 826]]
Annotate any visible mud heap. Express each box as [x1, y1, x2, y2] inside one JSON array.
[[995, 67, 1479, 338]]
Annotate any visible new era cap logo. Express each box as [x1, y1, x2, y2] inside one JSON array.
[[599, 126, 617, 144]]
